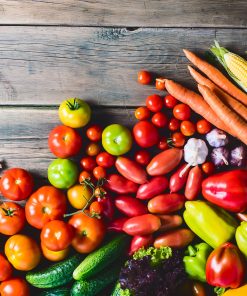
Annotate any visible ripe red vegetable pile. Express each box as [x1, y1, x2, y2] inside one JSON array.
[[0, 69, 246, 296]]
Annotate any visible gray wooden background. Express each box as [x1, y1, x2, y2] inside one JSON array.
[[0, 0, 247, 177]]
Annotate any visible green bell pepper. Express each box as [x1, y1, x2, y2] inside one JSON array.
[[236, 221, 247, 257], [183, 242, 213, 282], [183, 201, 238, 248]]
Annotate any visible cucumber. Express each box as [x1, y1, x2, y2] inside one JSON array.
[[71, 263, 121, 296], [39, 287, 70, 296], [73, 234, 129, 280], [26, 254, 82, 289]]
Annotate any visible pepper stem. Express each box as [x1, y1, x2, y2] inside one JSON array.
[[187, 245, 197, 256]]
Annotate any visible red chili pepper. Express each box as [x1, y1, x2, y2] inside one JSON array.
[[114, 195, 148, 217], [97, 196, 114, 220], [107, 217, 129, 232], [169, 163, 190, 193], [185, 166, 203, 200], [136, 176, 168, 200], [129, 235, 154, 255], [106, 174, 139, 194]]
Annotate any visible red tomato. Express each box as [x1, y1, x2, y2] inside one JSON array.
[[169, 163, 191, 193], [168, 118, 180, 131], [0, 168, 34, 201], [136, 176, 169, 200], [173, 104, 191, 120], [151, 112, 168, 128], [134, 106, 150, 120], [202, 162, 215, 175], [146, 94, 163, 112], [180, 121, 196, 136], [48, 125, 82, 158], [155, 78, 166, 91], [148, 193, 185, 214], [157, 137, 169, 150], [114, 195, 148, 217], [106, 174, 139, 194], [78, 171, 92, 183], [41, 220, 74, 252], [93, 166, 106, 180], [137, 70, 151, 85], [123, 214, 161, 236], [96, 152, 115, 168], [0, 202, 25, 235], [0, 278, 30, 296], [25, 186, 67, 229], [69, 211, 106, 253], [86, 125, 102, 142], [196, 119, 212, 134], [89, 201, 104, 217], [135, 150, 151, 166], [171, 132, 185, 147], [0, 254, 13, 281], [86, 142, 100, 156], [107, 217, 129, 232], [80, 156, 96, 171], [129, 235, 154, 255], [164, 94, 178, 109], [133, 121, 159, 148], [185, 166, 203, 200]]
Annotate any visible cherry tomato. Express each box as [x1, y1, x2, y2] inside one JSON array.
[[129, 235, 154, 255], [173, 103, 191, 120], [96, 152, 115, 168], [135, 150, 151, 166], [80, 156, 96, 171], [164, 94, 178, 109], [133, 121, 159, 148], [25, 186, 67, 229], [137, 70, 151, 85], [0, 278, 30, 296], [155, 78, 166, 91], [196, 119, 212, 134], [48, 125, 82, 158], [168, 118, 180, 131], [157, 137, 169, 150], [151, 112, 168, 128], [78, 171, 92, 183], [202, 162, 215, 175], [90, 201, 104, 217], [146, 94, 163, 112], [0, 254, 13, 281], [171, 132, 185, 147], [0, 202, 25, 235], [93, 166, 106, 180], [86, 125, 102, 142], [0, 168, 34, 201], [94, 187, 106, 199], [67, 184, 92, 210], [86, 142, 100, 156], [41, 220, 74, 252], [41, 242, 69, 262], [5, 234, 41, 271], [180, 120, 196, 136], [69, 211, 106, 253], [134, 106, 150, 120]]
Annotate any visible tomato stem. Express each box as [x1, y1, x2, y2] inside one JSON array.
[[66, 99, 81, 110]]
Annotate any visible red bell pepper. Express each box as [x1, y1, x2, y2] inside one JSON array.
[[206, 242, 245, 289], [202, 169, 247, 213]]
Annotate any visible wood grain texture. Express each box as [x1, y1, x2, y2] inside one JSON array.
[[0, 27, 246, 106], [0, 0, 247, 27]]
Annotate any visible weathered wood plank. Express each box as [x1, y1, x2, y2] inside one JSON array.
[[0, 27, 246, 106], [0, 0, 247, 27]]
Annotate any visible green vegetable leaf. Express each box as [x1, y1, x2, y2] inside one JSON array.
[[214, 287, 226, 296], [120, 289, 133, 296], [133, 246, 172, 266]]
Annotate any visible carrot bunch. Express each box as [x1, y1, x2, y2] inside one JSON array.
[[165, 49, 247, 145]]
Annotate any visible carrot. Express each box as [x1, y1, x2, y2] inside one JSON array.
[[188, 65, 247, 121], [198, 84, 247, 145], [165, 79, 232, 133], [183, 49, 247, 106]]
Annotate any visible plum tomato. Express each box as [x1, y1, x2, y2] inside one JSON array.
[[93, 166, 107, 180], [133, 121, 159, 148], [137, 70, 152, 85], [96, 152, 115, 168], [41, 242, 69, 262], [151, 112, 168, 128], [0, 254, 13, 281], [168, 118, 180, 131], [78, 171, 92, 183], [135, 150, 151, 166], [180, 120, 196, 136], [0, 168, 34, 201], [86, 142, 101, 156], [155, 78, 166, 91], [157, 137, 169, 150], [67, 184, 92, 210], [173, 103, 191, 120], [86, 125, 103, 142], [164, 94, 178, 109], [80, 156, 97, 171], [48, 125, 82, 158], [0, 278, 30, 296], [196, 119, 212, 134], [134, 106, 151, 121], [202, 162, 215, 175], [171, 132, 186, 147], [146, 94, 163, 112]]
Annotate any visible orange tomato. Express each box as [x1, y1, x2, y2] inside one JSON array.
[[67, 184, 92, 209], [0, 253, 13, 281], [5, 235, 41, 271], [0, 278, 30, 296], [41, 242, 69, 262], [86, 142, 101, 156]]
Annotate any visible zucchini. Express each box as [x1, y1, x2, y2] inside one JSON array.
[[73, 234, 128, 280], [39, 287, 70, 296], [71, 263, 121, 296], [26, 254, 82, 289]]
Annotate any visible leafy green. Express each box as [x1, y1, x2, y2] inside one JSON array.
[[120, 288, 133, 296], [133, 246, 172, 266], [214, 287, 226, 296]]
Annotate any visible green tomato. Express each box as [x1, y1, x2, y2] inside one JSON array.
[[48, 158, 78, 189], [102, 124, 132, 156]]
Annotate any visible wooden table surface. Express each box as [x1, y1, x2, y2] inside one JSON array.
[[0, 0, 247, 179]]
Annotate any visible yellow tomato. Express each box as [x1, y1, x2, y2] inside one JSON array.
[[41, 242, 69, 262], [67, 184, 92, 209], [59, 98, 91, 128], [5, 234, 41, 271]]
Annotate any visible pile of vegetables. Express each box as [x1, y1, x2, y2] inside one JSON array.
[[0, 41, 246, 296]]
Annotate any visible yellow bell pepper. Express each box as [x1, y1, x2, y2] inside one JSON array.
[[223, 284, 247, 296]]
